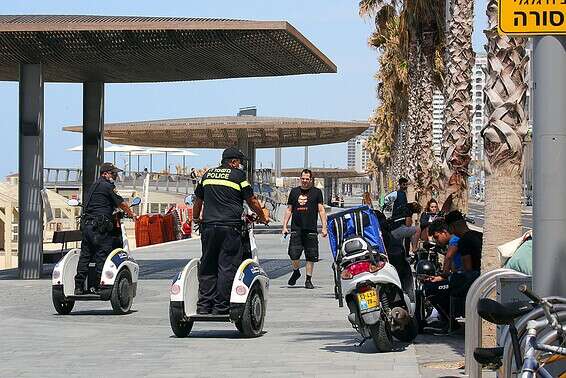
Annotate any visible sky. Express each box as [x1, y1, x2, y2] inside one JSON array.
[[0, 0, 489, 178]]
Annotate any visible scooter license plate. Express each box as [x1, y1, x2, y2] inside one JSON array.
[[357, 289, 379, 311]]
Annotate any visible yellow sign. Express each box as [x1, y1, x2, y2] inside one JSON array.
[[500, 0, 566, 35]]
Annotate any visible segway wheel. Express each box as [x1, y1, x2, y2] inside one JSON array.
[[169, 302, 193, 338], [236, 284, 265, 338], [52, 287, 74, 315], [369, 319, 393, 353], [110, 269, 133, 315]]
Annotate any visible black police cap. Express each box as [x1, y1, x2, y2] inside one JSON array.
[[222, 147, 248, 161]]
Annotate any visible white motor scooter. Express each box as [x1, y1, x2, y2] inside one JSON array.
[[169, 207, 269, 338], [51, 197, 141, 315], [336, 237, 418, 352]]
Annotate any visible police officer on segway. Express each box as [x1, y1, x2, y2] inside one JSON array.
[[193, 147, 268, 315], [74, 162, 136, 295]]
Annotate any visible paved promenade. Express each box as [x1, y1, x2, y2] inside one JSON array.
[[0, 235, 472, 377]]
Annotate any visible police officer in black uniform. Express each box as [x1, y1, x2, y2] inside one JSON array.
[[193, 147, 268, 315], [74, 163, 136, 295]]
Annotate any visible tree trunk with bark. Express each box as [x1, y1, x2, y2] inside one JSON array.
[[442, 0, 475, 212], [482, 0, 529, 273]]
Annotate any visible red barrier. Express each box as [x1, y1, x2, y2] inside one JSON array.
[[148, 214, 165, 244], [163, 213, 176, 242], [135, 215, 151, 247]]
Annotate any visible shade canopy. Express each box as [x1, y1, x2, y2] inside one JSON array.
[[0, 15, 336, 83], [63, 116, 370, 148], [171, 150, 198, 156]]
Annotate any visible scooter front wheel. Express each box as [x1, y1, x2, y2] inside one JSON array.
[[369, 319, 393, 353], [52, 287, 74, 315], [110, 269, 133, 315], [169, 302, 193, 338], [236, 284, 265, 338]]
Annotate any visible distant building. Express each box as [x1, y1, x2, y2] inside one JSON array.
[[347, 127, 374, 173], [432, 90, 445, 158], [471, 53, 488, 162]]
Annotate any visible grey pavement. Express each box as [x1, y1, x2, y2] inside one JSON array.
[[0, 234, 471, 377]]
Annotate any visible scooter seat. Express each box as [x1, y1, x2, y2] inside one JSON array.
[[477, 298, 532, 325], [473, 347, 504, 369]]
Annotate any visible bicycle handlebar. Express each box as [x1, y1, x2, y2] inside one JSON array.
[[520, 285, 565, 333]]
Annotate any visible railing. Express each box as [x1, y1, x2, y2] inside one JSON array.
[[464, 268, 528, 378], [43, 168, 276, 195]]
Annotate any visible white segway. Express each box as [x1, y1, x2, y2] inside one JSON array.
[[169, 207, 269, 338], [51, 197, 141, 315]]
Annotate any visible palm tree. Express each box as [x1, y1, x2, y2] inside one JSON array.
[[360, 1, 408, 189], [481, 0, 529, 272], [359, 0, 444, 203], [442, 0, 475, 212], [401, 0, 445, 203]]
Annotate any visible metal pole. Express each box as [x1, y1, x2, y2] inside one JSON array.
[[304, 146, 309, 168], [165, 152, 168, 174], [533, 36, 566, 298], [150, 154, 153, 172], [182, 155, 186, 174], [18, 64, 44, 279], [82, 82, 104, 197], [274, 147, 282, 177]]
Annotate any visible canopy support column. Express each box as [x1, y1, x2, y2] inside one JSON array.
[[82, 82, 105, 195], [18, 64, 44, 279], [274, 148, 282, 178]]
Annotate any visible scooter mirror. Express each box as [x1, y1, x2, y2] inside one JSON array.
[[184, 195, 193, 205], [130, 197, 142, 207], [67, 199, 80, 207]]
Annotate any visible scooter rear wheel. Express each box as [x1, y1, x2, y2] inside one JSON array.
[[52, 287, 74, 315], [236, 284, 265, 338], [369, 319, 393, 353], [169, 302, 193, 338], [111, 269, 133, 315]]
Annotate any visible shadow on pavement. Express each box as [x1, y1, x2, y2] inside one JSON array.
[[291, 331, 410, 354], [171, 330, 267, 339], [53, 309, 139, 316], [0, 258, 306, 281], [137, 258, 306, 280], [0, 264, 54, 280]]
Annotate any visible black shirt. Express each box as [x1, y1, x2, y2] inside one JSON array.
[[287, 186, 323, 232], [194, 166, 253, 225], [391, 190, 408, 219], [84, 177, 124, 219], [419, 212, 439, 229], [457, 230, 483, 271], [391, 205, 412, 230]]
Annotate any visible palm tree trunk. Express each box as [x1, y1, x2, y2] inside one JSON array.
[[407, 43, 421, 186], [442, 0, 475, 212], [482, 0, 529, 274]]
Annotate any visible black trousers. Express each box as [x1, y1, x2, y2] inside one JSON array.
[[75, 224, 114, 289], [424, 271, 480, 320], [198, 224, 243, 312]]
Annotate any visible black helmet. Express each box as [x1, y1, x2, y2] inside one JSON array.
[[416, 260, 436, 276]]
